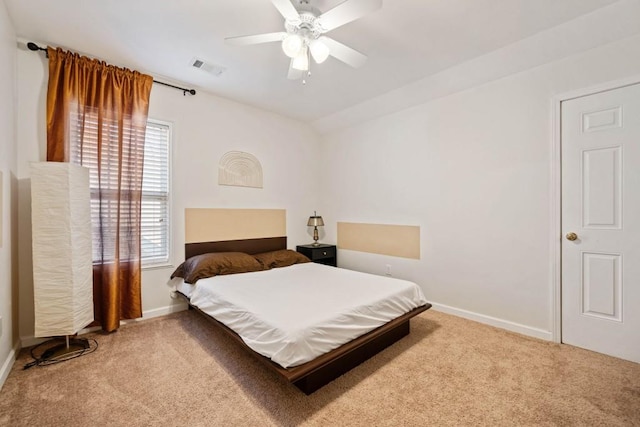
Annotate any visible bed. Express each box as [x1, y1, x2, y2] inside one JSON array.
[[174, 235, 431, 394]]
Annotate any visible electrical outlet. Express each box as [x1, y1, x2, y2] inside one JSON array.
[[385, 264, 392, 276]]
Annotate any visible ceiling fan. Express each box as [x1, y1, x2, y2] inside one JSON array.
[[225, 0, 382, 81]]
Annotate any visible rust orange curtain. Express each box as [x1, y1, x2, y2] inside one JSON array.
[[46, 47, 153, 332]]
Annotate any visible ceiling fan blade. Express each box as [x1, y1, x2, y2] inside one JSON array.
[[287, 59, 304, 80], [271, 0, 301, 22], [321, 37, 368, 68], [225, 32, 286, 46], [316, 0, 382, 32]]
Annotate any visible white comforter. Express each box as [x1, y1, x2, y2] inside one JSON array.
[[185, 262, 428, 368]]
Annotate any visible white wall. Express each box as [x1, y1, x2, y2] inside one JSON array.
[[320, 34, 640, 338], [15, 46, 321, 343], [0, 0, 18, 388]]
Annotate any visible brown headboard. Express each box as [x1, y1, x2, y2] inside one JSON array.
[[185, 237, 287, 260]]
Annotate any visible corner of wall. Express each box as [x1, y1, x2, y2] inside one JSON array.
[[0, 0, 20, 391]]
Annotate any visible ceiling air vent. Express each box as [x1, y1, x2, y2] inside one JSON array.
[[190, 57, 226, 77]]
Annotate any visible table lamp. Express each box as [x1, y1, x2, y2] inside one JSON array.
[[307, 211, 324, 246]]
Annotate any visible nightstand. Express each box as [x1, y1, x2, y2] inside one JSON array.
[[296, 244, 337, 267]]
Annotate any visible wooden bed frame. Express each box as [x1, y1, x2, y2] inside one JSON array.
[[181, 236, 431, 394]]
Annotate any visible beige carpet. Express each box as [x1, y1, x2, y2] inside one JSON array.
[[1, 310, 638, 426]]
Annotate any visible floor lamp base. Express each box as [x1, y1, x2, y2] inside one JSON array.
[[40, 337, 90, 361], [24, 336, 95, 369]]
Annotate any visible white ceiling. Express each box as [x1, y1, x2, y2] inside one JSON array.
[[4, 0, 622, 124]]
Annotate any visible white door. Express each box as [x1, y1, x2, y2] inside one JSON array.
[[562, 83, 640, 363]]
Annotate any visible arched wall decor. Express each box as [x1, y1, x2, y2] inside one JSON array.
[[218, 151, 263, 188]]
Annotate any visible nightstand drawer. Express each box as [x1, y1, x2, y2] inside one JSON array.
[[309, 246, 335, 260], [296, 244, 337, 267]]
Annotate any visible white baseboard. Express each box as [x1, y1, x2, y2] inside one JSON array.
[[136, 302, 189, 321], [430, 302, 552, 341], [20, 302, 189, 348], [0, 342, 20, 392]]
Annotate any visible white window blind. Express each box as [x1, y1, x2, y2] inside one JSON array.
[[69, 112, 171, 266], [141, 120, 171, 266]]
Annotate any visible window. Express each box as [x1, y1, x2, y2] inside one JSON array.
[[141, 120, 171, 266], [70, 113, 171, 267]]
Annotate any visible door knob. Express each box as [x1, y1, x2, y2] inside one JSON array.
[[566, 232, 578, 241]]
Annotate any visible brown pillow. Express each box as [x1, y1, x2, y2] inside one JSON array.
[[171, 263, 185, 279], [171, 252, 264, 284], [253, 249, 310, 270]]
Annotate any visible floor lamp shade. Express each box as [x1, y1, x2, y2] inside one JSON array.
[[31, 162, 94, 338]]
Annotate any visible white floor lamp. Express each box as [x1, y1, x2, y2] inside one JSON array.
[[30, 162, 94, 364]]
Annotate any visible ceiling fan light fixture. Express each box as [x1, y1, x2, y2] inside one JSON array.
[[309, 39, 330, 64], [292, 47, 309, 71], [226, 0, 381, 78], [282, 34, 303, 58]]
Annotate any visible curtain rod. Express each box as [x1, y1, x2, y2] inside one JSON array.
[[27, 42, 196, 96]]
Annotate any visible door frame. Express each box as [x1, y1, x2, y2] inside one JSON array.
[[550, 73, 640, 343]]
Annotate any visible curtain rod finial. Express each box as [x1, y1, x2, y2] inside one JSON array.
[[27, 42, 48, 57]]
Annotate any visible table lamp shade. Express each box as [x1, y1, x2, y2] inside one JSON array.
[[307, 215, 324, 227], [31, 162, 94, 338]]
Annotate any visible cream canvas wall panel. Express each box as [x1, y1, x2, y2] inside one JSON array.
[[338, 222, 420, 259], [185, 208, 286, 243]]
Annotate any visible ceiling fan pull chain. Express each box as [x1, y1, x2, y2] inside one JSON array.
[[303, 48, 311, 85]]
